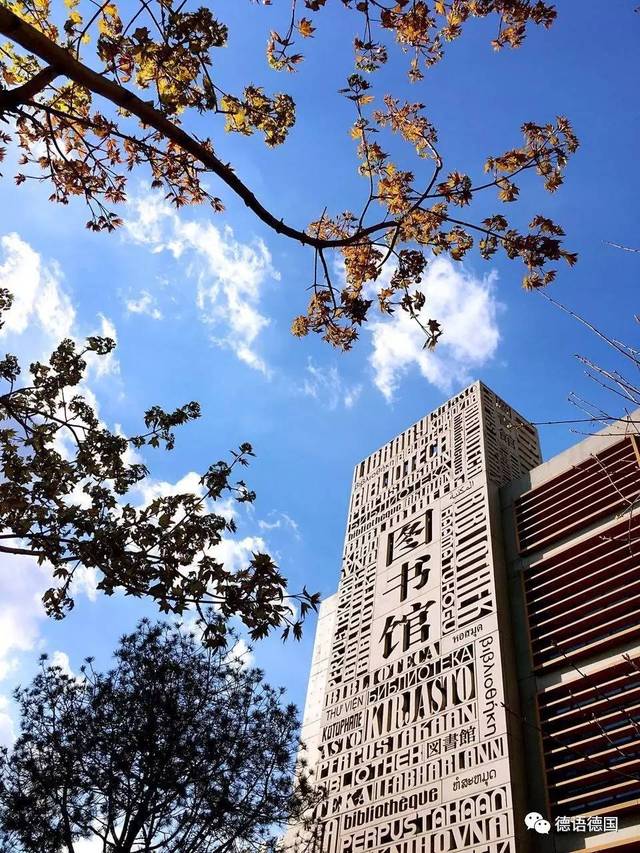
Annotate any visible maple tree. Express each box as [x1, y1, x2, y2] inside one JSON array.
[[0, 0, 578, 350], [0, 290, 319, 648], [0, 620, 320, 851]]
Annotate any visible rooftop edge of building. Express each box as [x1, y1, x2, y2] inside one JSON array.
[[351, 379, 538, 478], [501, 407, 640, 504]]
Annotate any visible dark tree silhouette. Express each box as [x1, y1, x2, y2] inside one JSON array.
[[0, 290, 319, 647], [0, 619, 318, 852]]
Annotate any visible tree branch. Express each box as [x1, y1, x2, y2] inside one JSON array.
[[0, 5, 394, 251], [0, 543, 47, 558], [606, 241, 640, 254], [0, 64, 58, 112]]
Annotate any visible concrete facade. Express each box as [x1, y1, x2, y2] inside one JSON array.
[[292, 386, 640, 853], [292, 381, 543, 853]]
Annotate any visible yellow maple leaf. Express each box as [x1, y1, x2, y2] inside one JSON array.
[[298, 18, 315, 37]]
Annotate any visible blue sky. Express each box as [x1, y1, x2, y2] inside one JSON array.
[[0, 0, 638, 741]]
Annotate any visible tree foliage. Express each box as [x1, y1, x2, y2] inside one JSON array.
[[0, 0, 577, 349], [0, 290, 319, 647], [0, 619, 319, 852]]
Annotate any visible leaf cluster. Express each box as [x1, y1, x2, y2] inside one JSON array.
[[0, 0, 575, 352], [0, 291, 319, 648], [270, 1, 556, 81], [292, 80, 577, 348]]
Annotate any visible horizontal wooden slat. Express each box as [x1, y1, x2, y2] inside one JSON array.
[[515, 439, 640, 554], [523, 516, 640, 671], [538, 656, 640, 816]]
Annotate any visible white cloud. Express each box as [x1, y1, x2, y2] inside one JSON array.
[[115, 423, 145, 469], [0, 224, 267, 703], [0, 233, 117, 719], [0, 554, 51, 682], [0, 694, 15, 745], [74, 837, 104, 853], [213, 535, 267, 573], [50, 650, 74, 677], [136, 470, 206, 507], [0, 551, 101, 690], [49, 650, 89, 685], [213, 496, 239, 523], [367, 257, 501, 400], [75, 822, 125, 852], [125, 195, 278, 375], [0, 232, 75, 343], [134, 469, 237, 519], [135, 471, 264, 571], [126, 290, 163, 320], [0, 233, 120, 381], [86, 313, 120, 378], [258, 512, 301, 540], [176, 615, 254, 668], [71, 566, 100, 602], [344, 385, 362, 409], [301, 359, 362, 410], [225, 637, 253, 668]]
